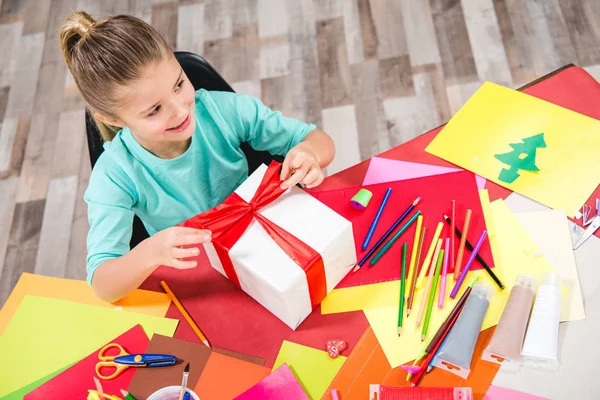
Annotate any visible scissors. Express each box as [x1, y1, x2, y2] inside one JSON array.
[[574, 201, 600, 250], [96, 343, 177, 380]]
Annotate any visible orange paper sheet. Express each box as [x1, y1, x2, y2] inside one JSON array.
[[194, 352, 270, 400], [324, 327, 499, 400], [0, 273, 171, 335]]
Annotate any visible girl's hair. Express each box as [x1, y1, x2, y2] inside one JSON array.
[[59, 11, 171, 141]]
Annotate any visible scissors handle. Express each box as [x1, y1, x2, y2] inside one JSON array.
[[97, 343, 128, 361], [96, 361, 129, 380]]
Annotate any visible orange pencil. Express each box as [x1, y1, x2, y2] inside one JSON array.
[[160, 280, 211, 348], [453, 209, 472, 281]]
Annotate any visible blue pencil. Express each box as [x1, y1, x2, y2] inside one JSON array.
[[362, 187, 392, 250], [353, 197, 422, 272]]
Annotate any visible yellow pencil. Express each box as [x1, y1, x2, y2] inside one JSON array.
[[160, 280, 211, 348], [415, 222, 444, 289], [405, 215, 423, 302], [416, 238, 443, 328]]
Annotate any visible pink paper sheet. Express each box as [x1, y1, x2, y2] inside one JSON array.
[[363, 157, 487, 189], [233, 363, 309, 400], [483, 385, 549, 400]]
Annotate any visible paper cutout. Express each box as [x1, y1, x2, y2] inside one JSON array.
[[127, 334, 211, 399], [484, 385, 549, 399], [140, 262, 368, 367], [514, 210, 585, 322], [312, 171, 494, 289], [426, 82, 600, 217], [0, 296, 178, 398], [25, 325, 150, 400], [272, 341, 346, 400], [234, 363, 309, 400], [0, 273, 171, 335], [194, 352, 270, 400], [495, 133, 546, 183], [364, 194, 555, 368]]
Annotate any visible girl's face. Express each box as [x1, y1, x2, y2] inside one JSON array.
[[99, 54, 197, 156]]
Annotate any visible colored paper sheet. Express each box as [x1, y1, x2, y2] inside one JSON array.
[[0, 272, 171, 335], [364, 196, 554, 368], [140, 261, 368, 367], [0, 296, 178, 398], [2, 367, 69, 400], [425, 81, 600, 217], [514, 210, 585, 322], [272, 341, 346, 400], [484, 385, 549, 400], [194, 352, 270, 400], [362, 157, 461, 185], [25, 325, 150, 400], [127, 334, 211, 399], [213, 347, 265, 366], [362, 157, 487, 190], [312, 171, 494, 288], [234, 363, 309, 399]]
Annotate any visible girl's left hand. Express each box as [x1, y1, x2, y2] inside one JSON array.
[[280, 144, 324, 190]]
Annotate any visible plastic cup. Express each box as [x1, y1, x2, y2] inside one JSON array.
[[147, 386, 200, 400]]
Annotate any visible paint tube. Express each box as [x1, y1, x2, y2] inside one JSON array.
[[482, 273, 537, 370], [432, 281, 493, 379], [521, 271, 561, 371]]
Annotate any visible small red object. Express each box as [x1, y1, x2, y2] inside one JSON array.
[[327, 340, 347, 358]]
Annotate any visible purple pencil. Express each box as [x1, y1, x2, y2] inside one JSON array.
[[450, 230, 488, 299], [439, 238, 450, 308]]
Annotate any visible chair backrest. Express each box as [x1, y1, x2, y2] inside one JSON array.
[[84, 51, 282, 248]]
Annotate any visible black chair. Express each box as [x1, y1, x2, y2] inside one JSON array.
[[85, 51, 282, 248]]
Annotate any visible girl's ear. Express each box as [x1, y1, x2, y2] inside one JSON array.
[[94, 112, 125, 128]]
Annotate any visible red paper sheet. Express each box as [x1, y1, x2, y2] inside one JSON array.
[[25, 325, 150, 400], [141, 259, 368, 368], [311, 171, 493, 288]]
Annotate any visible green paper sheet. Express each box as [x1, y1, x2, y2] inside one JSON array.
[[0, 296, 178, 398], [0, 366, 70, 400], [272, 341, 346, 400]]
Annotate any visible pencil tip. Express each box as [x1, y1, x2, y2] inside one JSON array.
[[352, 264, 360, 273], [120, 389, 128, 397], [203, 340, 211, 348], [443, 214, 449, 220], [421, 335, 425, 341], [406, 309, 411, 317], [397, 327, 402, 336]]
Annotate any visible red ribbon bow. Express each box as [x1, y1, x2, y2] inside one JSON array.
[[181, 162, 327, 309]]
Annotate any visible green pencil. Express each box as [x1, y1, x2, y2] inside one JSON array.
[[398, 242, 407, 336], [370, 211, 422, 266], [421, 249, 444, 341]]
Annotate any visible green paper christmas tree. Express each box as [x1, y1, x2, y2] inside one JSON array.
[[494, 133, 546, 183]]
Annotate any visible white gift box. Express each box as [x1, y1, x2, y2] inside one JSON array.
[[203, 164, 356, 330]]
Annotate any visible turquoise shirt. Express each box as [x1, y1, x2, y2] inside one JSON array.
[[85, 89, 315, 285]]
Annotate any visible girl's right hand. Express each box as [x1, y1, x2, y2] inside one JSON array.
[[143, 226, 212, 269]]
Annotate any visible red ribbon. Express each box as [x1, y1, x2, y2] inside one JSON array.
[[181, 162, 327, 309]]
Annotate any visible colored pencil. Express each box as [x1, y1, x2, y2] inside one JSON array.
[[453, 209, 472, 280], [443, 214, 505, 290], [450, 230, 488, 298], [406, 215, 423, 302], [450, 200, 456, 274], [121, 390, 138, 400], [417, 238, 442, 328], [398, 243, 407, 336], [160, 280, 211, 348], [407, 227, 426, 317], [416, 222, 444, 289], [369, 211, 422, 266], [362, 187, 392, 250], [353, 197, 421, 272], [422, 249, 444, 341], [439, 238, 450, 309]]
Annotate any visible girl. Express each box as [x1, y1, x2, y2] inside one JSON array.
[[59, 11, 335, 303]]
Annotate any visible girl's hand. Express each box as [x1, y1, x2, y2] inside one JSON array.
[[143, 226, 212, 269], [280, 143, 325, 190]]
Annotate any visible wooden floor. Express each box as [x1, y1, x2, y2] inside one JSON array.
[[1, 0, 600, 304]]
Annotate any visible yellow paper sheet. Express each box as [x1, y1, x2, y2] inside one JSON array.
[[365, 196, 554, 367], [272, 341, 346, 400], [425, 82, 600, 217], [514, 210, 585, 322], [0, 272, 171, 335], [0, 295, 178, 398]]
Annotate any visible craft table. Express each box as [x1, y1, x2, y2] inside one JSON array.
[[315, 64, 600, 399]]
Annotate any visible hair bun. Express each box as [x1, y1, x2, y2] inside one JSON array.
[[59, 11, 96, 67]]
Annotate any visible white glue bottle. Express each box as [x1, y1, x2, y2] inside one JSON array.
[[521, 271, 562, 371]]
